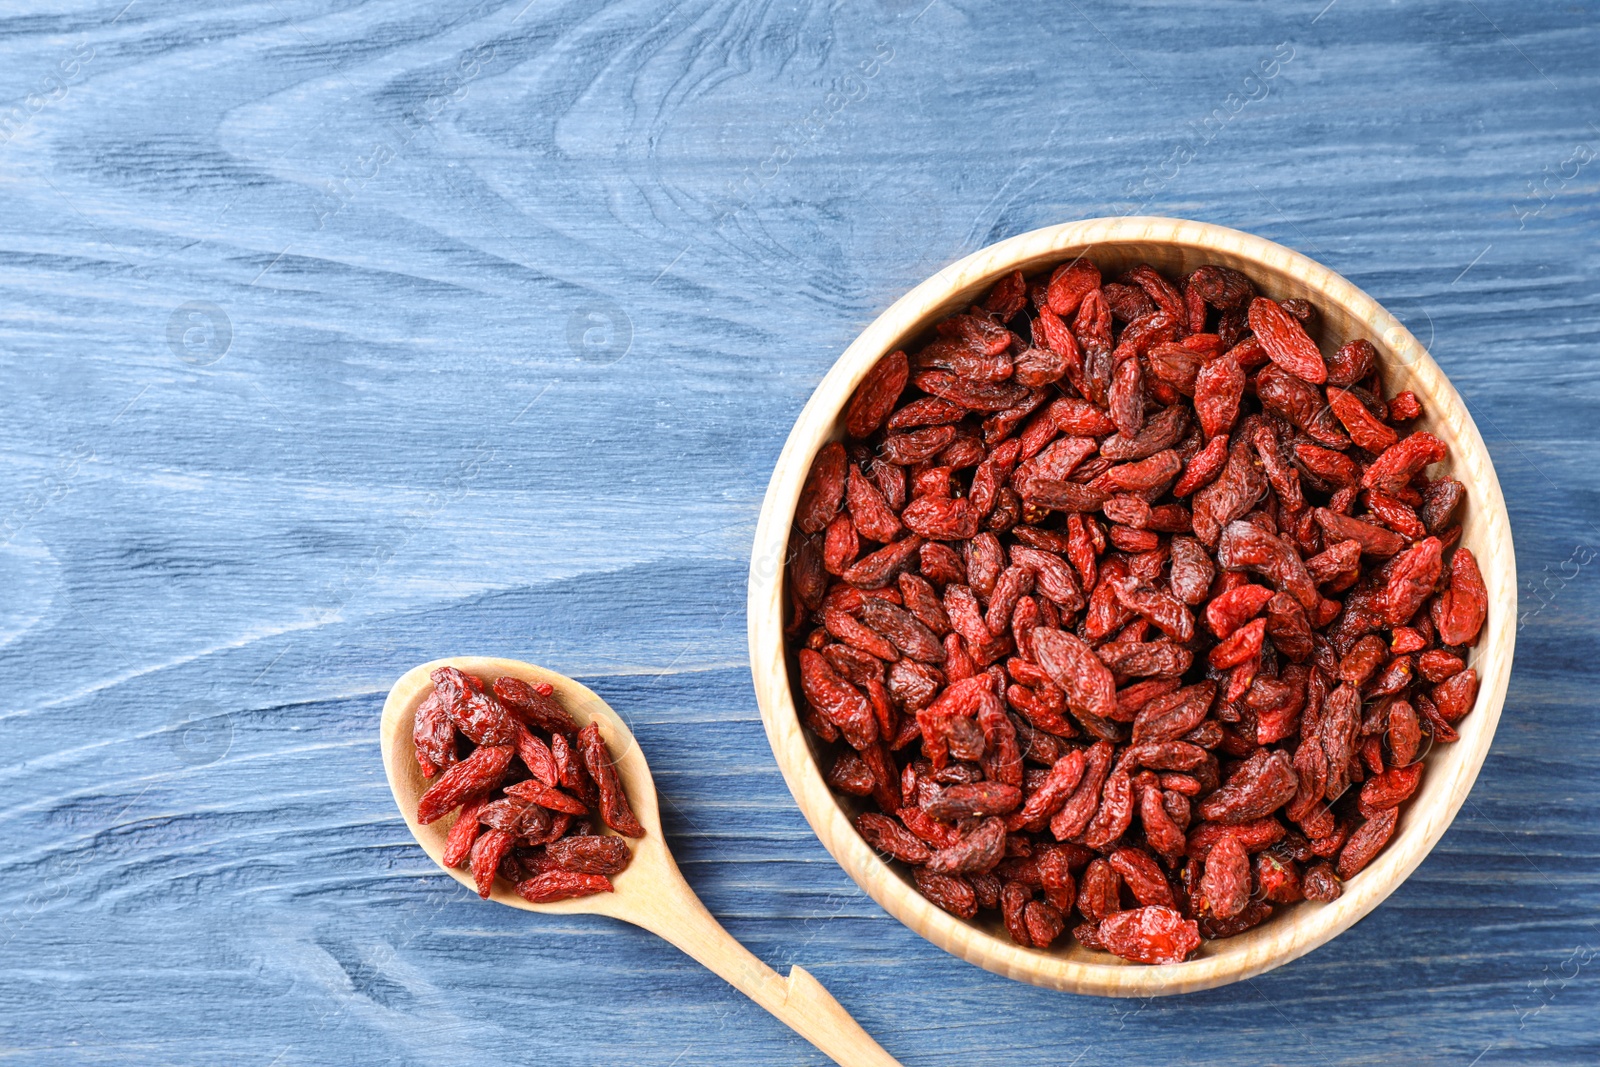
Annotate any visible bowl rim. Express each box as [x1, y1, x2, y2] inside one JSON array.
[[746, 216, 1516, 997]]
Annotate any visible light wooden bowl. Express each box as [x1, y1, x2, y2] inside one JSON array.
[[747, 217, 1515, 997]]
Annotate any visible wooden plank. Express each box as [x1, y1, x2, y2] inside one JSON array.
[[1, 0, 1597, 1062]]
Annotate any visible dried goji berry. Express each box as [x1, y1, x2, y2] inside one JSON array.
[[442, 796, 486, 868], [1131, 682, 1216, 745], [1204, 583, 1275, 640], [546, 835, 633, 876], [1046, 259, 1101, 317], [913, 867, 978, 918], [578, 722, 645, 838], [516, 871, 614, 903], [827, 752, 876, 796], [433, 666, 518, 746], [805, 654, 881, 749], [1216, 520, 1319, 610], [503, 776, 590, 816], [1365, 489, 1426, 539], [1327, 387, 1398, 453], [1185, 817, 1286, 861], [1248, 298, 1327, 384], [856, 812, 933, 864], [1198, 898, 1273, 939], [1421, 477, 1464, 533], [1388, 391, 1422, 420], [494, 676, 579, 735], [1433, 547, 1487, 645], [845, 350, 910, 438], [1038, 845, 1078, 912], [1076, 857, 1122, 921], [1417, 649, 1464, 683], [1198, 833, 1250, 918], [1031, 628, 1118, 726], [1188, 265, 1254, 309], [841, 535, 924, 589], [1379, 536, 1443, 626], [1254, 852, 1303, 903], [1302, 861, 1342, 901], [1325, 339, 1375, 387], [1431, 668, 1479, 722], [412, 692, 456, 777], [1337, 807, 1398, 880], [1197, 748, 1298, 824], [1363, 432, 1447, 495], [1192, 436, 1267, 545], [847, 464, 904, 544], [1082, 768, 1135, 849], [470, 829, 516, 898], [1109, 846, 1175, 907], [1024, 898, 1066, 947], [1257, 366, 1348, 447], [1385, 699, 1422, 767], [883, 425, 959, 465], [1001, 879, 1034, 945], [925, 781, 1022, 821], [1099, 905, 1201, 964], [1358, 762, 1423, 817], [417, 743, 515, 824], [797, 442, 848, 535], [551, 730, 596, 806]]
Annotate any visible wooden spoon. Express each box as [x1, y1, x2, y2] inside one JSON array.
[[380, 656, 903, 1067]]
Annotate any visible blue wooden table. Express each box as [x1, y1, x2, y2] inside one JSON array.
[[2, 2, 1597, 1063]]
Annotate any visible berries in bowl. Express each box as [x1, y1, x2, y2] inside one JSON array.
[[747, 217, 1513, 996]]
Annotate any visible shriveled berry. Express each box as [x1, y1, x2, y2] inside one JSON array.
[[1302, 862, 1342, 901], [1254, 852, 1303, 903], [797, 442, 848, 535], [1434, 547, 1487, 645], [1198, 833, 1250, 918], [1046, 260, 1101, 317], [412, 692, 456, 777], [846, 350, 910, 438], [1099, 906, 1201, 964], [913, 867, 978, 918], [441, 796, 486, 868], [578, 722, 646, 838], [470, 829, 516, 898], [1337, 807, 1398, 880], [417, 743, 515, 824], [856, 812, 932, 864], [1108, 846, 1175, 907], [1358, 762, 1423, 817], [1431, 668, 1479, 722], [494, 676, 580, 735], [546, 835, 633, 876], [1248, 298, 1327, 384], [515, 871, 614, 903], [433, 667, 518, 746]]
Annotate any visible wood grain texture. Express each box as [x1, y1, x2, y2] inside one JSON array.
[[0, 0, 1596, 1063], [749, 217, 1516, 996]]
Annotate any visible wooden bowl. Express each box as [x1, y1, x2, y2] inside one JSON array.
[[747, 217, 1515, 997]]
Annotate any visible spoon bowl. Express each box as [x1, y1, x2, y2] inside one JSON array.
[[380, 656, 902, 1067], [380, 656, 662, 920]]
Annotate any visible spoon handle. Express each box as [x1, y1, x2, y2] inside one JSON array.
[[621, 865, 904, 1067]]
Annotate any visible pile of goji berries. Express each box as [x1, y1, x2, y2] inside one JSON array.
[[413, 667, 643, 902], [786, 258, 1487, 964]]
